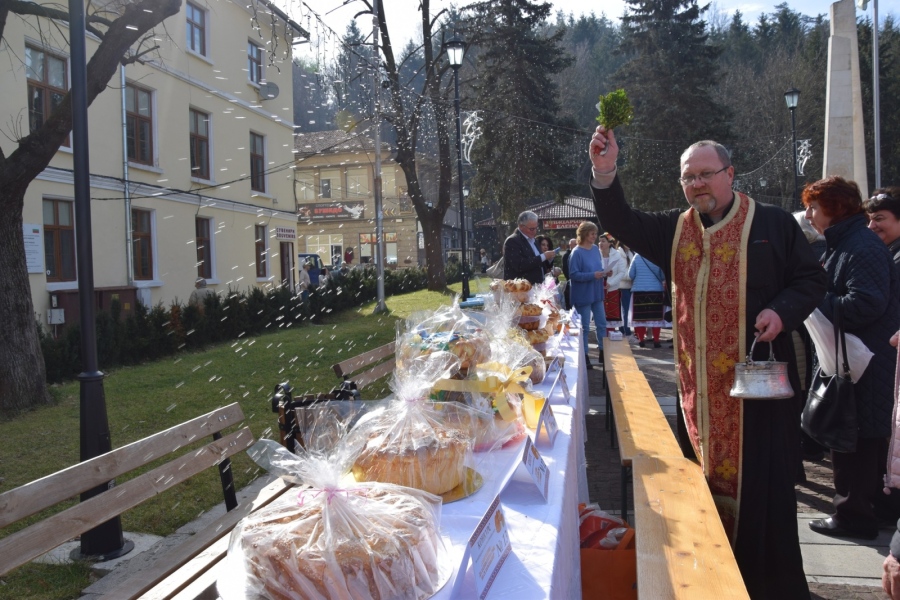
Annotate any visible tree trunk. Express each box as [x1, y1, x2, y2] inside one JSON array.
[[419, 211, 447, 290], [0, 190, 51, 414]]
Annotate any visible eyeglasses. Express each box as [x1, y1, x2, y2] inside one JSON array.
[[678, 166, 729, 186], [524, 225, 538, 232]]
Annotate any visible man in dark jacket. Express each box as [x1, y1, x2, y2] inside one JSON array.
[[502, 211, 557, 284], [588, 129, 827, 600], [560, 238, 576, 309]]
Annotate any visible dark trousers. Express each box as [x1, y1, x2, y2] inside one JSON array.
[[832, 437, 889, 534]]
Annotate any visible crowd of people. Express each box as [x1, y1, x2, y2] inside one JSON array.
[[493, 124, 900, 599], [500, 208, 669, 371]]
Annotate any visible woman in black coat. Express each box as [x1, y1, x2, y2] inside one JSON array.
[[803, 176, 900, 540]]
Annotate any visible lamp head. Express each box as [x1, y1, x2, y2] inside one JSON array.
[[784, 87, 800, 110], [447, 36, 466, 69]]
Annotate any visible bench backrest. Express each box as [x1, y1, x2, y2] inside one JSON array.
[[331, 341, 395, 390], [0, 402, 253, 576]]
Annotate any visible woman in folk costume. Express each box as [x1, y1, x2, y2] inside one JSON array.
[[599, 233, 626, 333], [589, 130, 826, 599], [569, 221, 610, 368], [802, 177, 900, 540], [628, 254, 666, 348]]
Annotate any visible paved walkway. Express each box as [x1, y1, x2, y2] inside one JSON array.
[[584, 329, 892, 599]]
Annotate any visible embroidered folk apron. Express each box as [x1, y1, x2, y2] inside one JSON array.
[[671, 192, 755, 543]]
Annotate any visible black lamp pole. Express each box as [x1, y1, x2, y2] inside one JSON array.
[[447, 36, 469, 300], [784, 87, 801, 211], [68, 0, 132, 560]]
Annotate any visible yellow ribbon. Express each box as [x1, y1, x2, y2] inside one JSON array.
[[432, 361, 542, 423]]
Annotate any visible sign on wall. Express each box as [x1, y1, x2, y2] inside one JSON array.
[[542, 219, 592, 230], [275, 226, 297, 240], [23, 224, 44, 274], [298, 201, 365, 221]]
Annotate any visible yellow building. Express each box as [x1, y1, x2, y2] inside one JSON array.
[[294, 128, 474, 271], [2, 0, 305, 328], [293, 128, 424, 269]]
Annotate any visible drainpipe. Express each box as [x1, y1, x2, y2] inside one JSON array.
[[121, 65, 134, 286]]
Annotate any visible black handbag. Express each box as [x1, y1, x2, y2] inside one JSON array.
[[800, 304, 858, 453]]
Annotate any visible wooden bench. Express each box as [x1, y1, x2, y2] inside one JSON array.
[[0, 403, 296, 600], [275, 341, 396, 450], [632, 456, 749, 598], [604, 339, 683, 523], [332, 340, 396, 390]]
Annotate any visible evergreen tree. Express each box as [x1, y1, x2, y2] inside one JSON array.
[[613, 0, 731, 210], [466, 0, 577, 221], [335, 21, 375, 120]]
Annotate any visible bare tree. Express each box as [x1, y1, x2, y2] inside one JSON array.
[[0, 0, 181, 413]]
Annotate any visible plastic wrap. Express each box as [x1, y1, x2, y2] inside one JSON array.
[[345, 352, 480, 496], [396, 303, 491, 376], [221, 440, 450, 600]]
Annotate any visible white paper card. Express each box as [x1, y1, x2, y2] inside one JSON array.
[[535, 398, 559, 446], [522, 436, 550, 501], [450, 494, 513, 599]]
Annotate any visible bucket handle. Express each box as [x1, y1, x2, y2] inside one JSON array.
[[745, 337, 776, 365]]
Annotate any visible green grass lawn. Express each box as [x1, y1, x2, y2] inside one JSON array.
[[0, 285, 466, 599]]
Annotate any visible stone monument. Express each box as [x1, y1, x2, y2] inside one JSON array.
[[823, 0, 868, 198]]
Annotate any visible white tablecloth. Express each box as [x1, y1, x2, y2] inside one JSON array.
[[433, 328, 587, 599]]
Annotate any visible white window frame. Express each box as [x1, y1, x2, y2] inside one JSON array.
[[247, 40, 264, 85], [125, 81, 159, 170], [195, 215, 218, 283], [189, 107, 214, 183], [185, 2, 210, 60], [132, 208, 163, 288]]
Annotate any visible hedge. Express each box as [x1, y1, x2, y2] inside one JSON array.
[[39, 264, 445, 383]]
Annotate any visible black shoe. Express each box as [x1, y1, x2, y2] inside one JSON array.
[[598, 350, 604, 363], [638, 340, 645, 348], [802, 449, 826, 462], [585, 357, 593, 370], [808, 517, 878, 540], [653, 342, 661, 349]]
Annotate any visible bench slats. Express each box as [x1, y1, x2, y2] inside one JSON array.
[[0, 403, 245, 529], [632, 456, 749, 598], [98, 477, 296, 600], [0, 427, 253, 577], [331, 341, 395, 382], [353, 358, 396, 389]]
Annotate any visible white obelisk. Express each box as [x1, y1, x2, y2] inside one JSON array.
[[824, 0, 869, 198]]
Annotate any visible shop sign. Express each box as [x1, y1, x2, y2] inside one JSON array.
[[542, 219, 588, 230], [298, 201, 365, 221], [275, 226, 296, 240]]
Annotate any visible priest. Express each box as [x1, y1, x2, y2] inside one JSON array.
[[588, 128, 826, 599]]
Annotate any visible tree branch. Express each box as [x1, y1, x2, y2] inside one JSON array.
[[6, 0, 113, 28]]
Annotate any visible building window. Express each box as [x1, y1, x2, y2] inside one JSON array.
[[43, 199, 76, 282], [186, 2, 207, 56], [189, 108, 210, 179], [250, 132, 265, 192], [196, 217, 212, 279], [248, 41, 263, 84], [25, 45, 67, 144], [320, 179, 332, 199], [255, 224, 268, 277], [125, 83, 153, 165], [132, 209, 154, 280]]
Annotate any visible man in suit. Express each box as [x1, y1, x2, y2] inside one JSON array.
[[502, 211, 557, 284], [561, 238, 577, 309]]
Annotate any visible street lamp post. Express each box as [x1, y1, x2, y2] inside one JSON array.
[[447, 36, 469, 301], [784, 87, 801, 210]]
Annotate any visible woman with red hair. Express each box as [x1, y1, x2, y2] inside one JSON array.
[[803, 176, 900, 540]]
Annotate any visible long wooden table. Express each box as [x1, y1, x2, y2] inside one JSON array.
[[603, 339, 748, 598], [604, 339, 682, 522]]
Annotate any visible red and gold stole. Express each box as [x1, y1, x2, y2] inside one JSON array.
[[670, 192, 755, 544]]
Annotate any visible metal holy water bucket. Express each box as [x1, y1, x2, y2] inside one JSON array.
[[729, 338, 794, 400]]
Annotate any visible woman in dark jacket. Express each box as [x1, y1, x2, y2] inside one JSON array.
[[803, 176, 900, 540], [535, 235, 555, 279]]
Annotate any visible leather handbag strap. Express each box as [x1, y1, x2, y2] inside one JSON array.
[[833, 303, 851, 378]]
